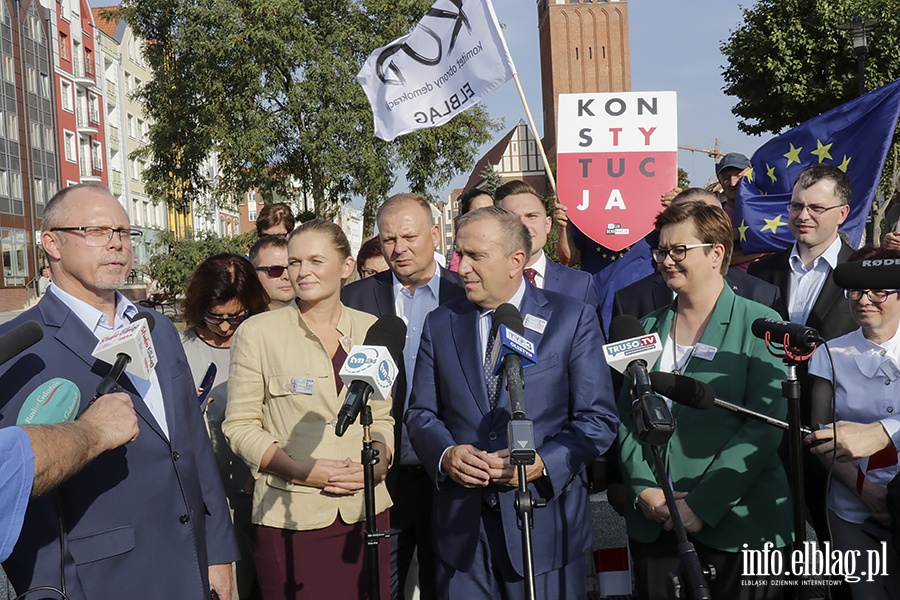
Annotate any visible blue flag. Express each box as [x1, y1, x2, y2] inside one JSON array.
[[737, 78, 900, 253]]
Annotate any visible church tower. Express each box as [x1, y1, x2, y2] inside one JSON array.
[[537, 0, 631, 162]]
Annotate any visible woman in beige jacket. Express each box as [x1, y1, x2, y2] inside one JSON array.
[[224, 219, 393, 599]]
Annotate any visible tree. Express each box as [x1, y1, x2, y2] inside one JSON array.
[[116, 0, 501, 234], [479, 164, 506, 196], [147, 231, 256, 298], [677, 167, 691, 189], [721, 0, 900, 136]]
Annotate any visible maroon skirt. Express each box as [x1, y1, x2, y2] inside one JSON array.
[[254, 510, 391, 600]]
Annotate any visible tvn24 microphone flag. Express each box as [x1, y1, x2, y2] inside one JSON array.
[[357, 0, 515, 142], [737, 78, 900, 253]]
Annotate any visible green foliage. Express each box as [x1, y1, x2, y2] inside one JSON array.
[[118, 0, 501, 232], [677, 167, 691, 189], [721, 0, 900, 136], [146, 230, 256, 297], [480, 164, 506, 196]]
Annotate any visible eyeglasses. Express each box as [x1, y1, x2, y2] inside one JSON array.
[[651, 243, 714, 263], [786, 202, 846, 216], [51, 226, 143, 246], [843, 289, 900, 304], [203, 310, 250, 325], [255, 265, 288, 278]]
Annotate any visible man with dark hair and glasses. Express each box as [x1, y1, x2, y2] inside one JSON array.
[[249, 235, 294, 310], [0, 183, 239, 600], [748, 164, 859, 559]]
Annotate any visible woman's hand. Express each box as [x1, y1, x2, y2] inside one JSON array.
[[307, 458, 364, 495]]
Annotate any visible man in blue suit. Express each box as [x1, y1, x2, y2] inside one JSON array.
[[406, 206, 618, 599], [0, 184, 238, 600], [342, 193, 465, 600], [495, 180, 600, 312]]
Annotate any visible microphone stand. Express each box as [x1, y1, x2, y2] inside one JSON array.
[[633, 394, 712, 600], [505, 352, 545, 600], [360, 404, 390, 600]]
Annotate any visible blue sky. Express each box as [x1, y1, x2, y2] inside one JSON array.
[[425, 0, 766, 199]]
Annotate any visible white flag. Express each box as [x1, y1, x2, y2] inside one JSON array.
[[358, 0, 515, 142]]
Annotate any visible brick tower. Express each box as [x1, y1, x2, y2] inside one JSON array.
[[537, 0, 631, 163]]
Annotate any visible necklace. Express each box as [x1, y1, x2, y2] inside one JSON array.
[[670, 310, 695, 376]]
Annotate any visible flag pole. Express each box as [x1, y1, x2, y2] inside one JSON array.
[[512, 72, 557, 194]]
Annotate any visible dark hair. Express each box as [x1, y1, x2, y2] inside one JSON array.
[[255, 203, 295, 235], [288, 218, 352, 260], [793, 164, 852, 206], [42, 183, 114, 231], [457, 188, 492, 216], [494, 180, 540, 204], [356, 237, 384, 277], [249, 235, 288, 267], [182, 253, 269, 330], [654, 201, 733, 275], [457, 205, 531, 258], [849, 244, 900, 263]]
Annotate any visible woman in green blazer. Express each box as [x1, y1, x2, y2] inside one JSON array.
[[618, 201, 793, 599]]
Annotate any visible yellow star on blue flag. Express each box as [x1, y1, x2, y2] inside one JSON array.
[[737, 78, 900, 253]]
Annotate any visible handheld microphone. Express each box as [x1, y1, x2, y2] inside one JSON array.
[[93, 311, 158, 399], [605, 316, 673, 445], [750, 317, 820, 354], [833, 258, 900, 290], [334, 315, 406, 437], [0, 320, 44, 366], [649, 372, 812, 436], [489, 304, 538, 465], [16, 378, 81, 425]]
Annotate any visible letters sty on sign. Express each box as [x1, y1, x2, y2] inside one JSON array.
[[557, 92, 678, 251]]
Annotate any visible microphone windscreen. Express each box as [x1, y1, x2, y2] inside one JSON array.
[[0, 320, 44, 366], [493, 303, 524, 336], [832, 260, 900, 290], [363, 315, 407, 364], [608, 315, 646, 344], [132, 310, 156, 332], [17, 378, 81, 425], [649, 372, 716, 410]]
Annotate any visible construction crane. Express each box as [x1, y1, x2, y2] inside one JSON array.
[[677, 138, 725, 159]]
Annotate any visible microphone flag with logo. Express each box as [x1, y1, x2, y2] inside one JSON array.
[[357, 0, 515, 142]]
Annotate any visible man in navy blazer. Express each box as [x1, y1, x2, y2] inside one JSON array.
[[0, 184, 238, 600], [342, 193, 465, 600], [406, 206, 618, 599], [495, 181, 599, 312]]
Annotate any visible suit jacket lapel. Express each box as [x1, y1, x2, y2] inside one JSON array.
[[771, 249, 792, 303], [449, 302, 488, 416], [495, 285, 550, 410], [807, 242, 851, 327], [372, 271, 396, 316]]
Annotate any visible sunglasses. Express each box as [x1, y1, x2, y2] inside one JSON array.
[[255, 265, 288, 278], [203, 310, 250, 325]]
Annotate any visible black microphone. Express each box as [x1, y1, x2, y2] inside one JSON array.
[[0, 320, 44, 366], [649, 371, 812, 436], [608, 315, 674, 445], [492, 303, 526, 417], [94, 311, 157, 399], [334, 315, 406, 437], [833, 259, 900, 289], [750, 317, 820, 354]]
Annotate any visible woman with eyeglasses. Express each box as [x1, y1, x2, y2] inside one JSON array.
[[617, 201, 793, 599], [223, 219, 393, 600], [180, 253, 270, 600], [804, 246, 900, 599]]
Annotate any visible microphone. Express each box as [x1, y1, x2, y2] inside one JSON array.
[[16, 378, 81, 425], [334, 315, 406, 437], [605, 315, 673, 445], [0, 320, 44, 366], [92, 311, 158, 399], [750, 317, 821, 354], [833, 258, 900, 289], [649, 372, 812, 436]]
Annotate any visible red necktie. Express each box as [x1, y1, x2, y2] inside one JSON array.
[[524, 268, 538, 286]]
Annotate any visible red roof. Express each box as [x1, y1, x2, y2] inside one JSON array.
[[91, 7, 119, 39]]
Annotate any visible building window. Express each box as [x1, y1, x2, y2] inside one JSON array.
[[6, 114, 17, 142], [2, 56, 13, 83], [1, 228, 29, 282], [60, 32, 69, 60], [138, 119, 147, 141], [34, 178, 45, 204], [127, 113, 136, 138], [61, 80, 74, 112], [0, 170, 8, 196], [40, 73, 51, 99], [248, 210, 256, 222], [88, 94, 100, 124], [92, 141, 103, 171], [26, 68, 36, 93], [64, 130, 76, 162], [44, 127, 54, 152], [124, 71, 132, 94], [10, 173, 22, 199], [30, 122, 41, 148]]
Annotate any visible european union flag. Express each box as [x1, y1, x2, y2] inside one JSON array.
[[737, 78, 900, 253]]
